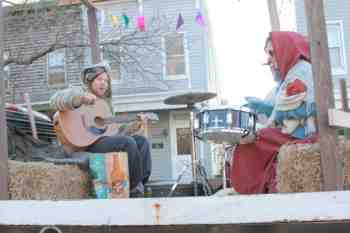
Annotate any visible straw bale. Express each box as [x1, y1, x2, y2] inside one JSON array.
[[9, 160, 90, 200], [276, 139, 350, 193]]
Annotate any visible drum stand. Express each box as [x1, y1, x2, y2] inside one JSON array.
[[222, 144, 234, 189]]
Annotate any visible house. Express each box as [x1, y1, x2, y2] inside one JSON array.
[[3, 1, 85, 108], [90, 0, 221, 182], [294, 0, 349, 108], [4, 0, 222, 183]]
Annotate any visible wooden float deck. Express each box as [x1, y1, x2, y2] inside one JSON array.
[[1, 191, 350, 232]]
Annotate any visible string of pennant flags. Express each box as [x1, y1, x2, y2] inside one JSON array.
[[99, 0, 206, 32]]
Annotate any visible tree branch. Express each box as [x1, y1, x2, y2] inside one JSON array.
[[5, 42, 88, 66], [79, 0, 96, 9]]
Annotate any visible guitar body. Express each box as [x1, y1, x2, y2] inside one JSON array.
[[55, 99, 119, 150]]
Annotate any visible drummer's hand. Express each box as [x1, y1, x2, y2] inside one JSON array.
[[245, 96, 273, 117], [240, 134, 256, 144]]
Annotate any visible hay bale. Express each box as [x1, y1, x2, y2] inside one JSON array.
[[9, 160, 90, 200], [276, 139, 350, 193]]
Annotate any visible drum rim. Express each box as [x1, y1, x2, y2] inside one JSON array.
[[198, 129, 245, 144], [198, 128, 247, 135], [199, 105, 252, 113]]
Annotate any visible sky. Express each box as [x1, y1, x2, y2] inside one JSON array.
[[206, 0, 296, 105]]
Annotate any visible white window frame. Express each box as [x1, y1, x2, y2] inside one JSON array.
[[327, 20, 347, 76], [101, 39, 122, 84], [47, 48, 67, 88], [162, 32, 189, 80]]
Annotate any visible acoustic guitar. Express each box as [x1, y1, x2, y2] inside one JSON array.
[[53, 99, 158, 151]]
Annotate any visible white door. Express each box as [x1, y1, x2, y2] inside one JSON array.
[[170, 111, 193, 183]]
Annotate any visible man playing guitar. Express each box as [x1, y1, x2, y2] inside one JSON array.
[[50, 61, 151, 197]]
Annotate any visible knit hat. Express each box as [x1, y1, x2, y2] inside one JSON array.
[[81, 60, 112, 85]]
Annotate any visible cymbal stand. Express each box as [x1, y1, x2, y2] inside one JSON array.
[[168, 161, 191, 197], [163, 92, 217, 197], [168, 155, 213, 196], [168, 103, 212, 197], [188, 103, 199, 196]]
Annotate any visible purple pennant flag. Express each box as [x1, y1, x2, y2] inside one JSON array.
[[195, 11, 206, 27], [176, 13, 184, 31]]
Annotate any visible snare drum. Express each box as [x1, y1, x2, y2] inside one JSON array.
[[195, 105, 256, 145]]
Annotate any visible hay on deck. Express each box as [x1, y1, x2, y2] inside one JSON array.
[[276, 140, 350, 193], [9, 160, 90, 200]]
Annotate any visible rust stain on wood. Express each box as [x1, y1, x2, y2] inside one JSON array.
[[154, 203, 161, 225]]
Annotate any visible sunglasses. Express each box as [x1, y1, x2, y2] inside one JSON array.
[[267, 50, 274, 57], [263, 61, 272, 66]]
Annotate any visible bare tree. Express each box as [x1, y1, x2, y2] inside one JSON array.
[[4, 1, 86, 66], [3, 0, 174, 92]]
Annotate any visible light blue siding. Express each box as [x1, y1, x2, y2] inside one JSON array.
[[96, 0, 210, 96], [295, 0, 350, 107]]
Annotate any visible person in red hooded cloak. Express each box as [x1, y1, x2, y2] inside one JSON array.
[[230, 31, 319, 194]]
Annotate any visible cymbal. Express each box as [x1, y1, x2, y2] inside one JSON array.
[[164, 91, 217, 105]]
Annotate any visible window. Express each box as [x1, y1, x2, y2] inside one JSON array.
[[47, 49, 66, 87], [102, 45, 121, 82], [176, 128, 192, 155], [327, 21, 347, 75], [163, 33, 187, 78]]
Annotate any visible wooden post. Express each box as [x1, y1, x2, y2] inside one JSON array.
[[87, 6, 101, 64], [304, 0, 343, 191], [23, 93, 38, 140], [0, 0, 9, 200], [267, 0, 280, 31]]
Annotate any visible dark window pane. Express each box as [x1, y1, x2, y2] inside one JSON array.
[[176, 128, 192, 155], [48, 72, 65, 86]]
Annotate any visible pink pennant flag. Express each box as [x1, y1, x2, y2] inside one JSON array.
[[137, 15, 145, 32], [176, 13, 184, 31], [195, 11, 206, 27]]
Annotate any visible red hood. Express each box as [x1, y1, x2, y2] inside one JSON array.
[[271, 31, 311, 80]]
